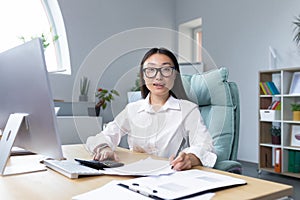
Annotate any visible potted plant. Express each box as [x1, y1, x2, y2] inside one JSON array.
[[79, 76, 89, 101], [291, 103, 300, 121], [19, 28, 59, 50], [293, 15, 300, 47], [95, 88, 119, 116], [270, 126, 281, 145]]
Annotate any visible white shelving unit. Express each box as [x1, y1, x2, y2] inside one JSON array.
[[259, 67, 300, 178]]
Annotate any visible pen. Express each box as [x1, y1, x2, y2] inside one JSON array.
[[118, 183, 163, 200], [175, 138, 186, 158], [171, 138, 186, 169]]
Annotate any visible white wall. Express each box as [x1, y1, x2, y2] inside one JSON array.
[[49, 0, 176, 122], [49, 0, 300, 163], [175, 0, 300, 163]]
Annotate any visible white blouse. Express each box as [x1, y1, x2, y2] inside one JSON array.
[[86, 95, 217, 168]]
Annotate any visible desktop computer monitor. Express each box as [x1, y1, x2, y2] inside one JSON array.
[[0, 39, 64, 174]]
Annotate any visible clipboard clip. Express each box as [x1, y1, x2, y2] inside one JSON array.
[[118, 183, 162, 199]]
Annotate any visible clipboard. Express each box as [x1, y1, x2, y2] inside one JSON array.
[[117, 169, 246, 199]]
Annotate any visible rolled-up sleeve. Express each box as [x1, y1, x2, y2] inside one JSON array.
[[86, 108, 129, 153], [182, 107, 217, 168]]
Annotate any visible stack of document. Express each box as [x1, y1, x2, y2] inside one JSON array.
[[44, 157, 174, 178], [73, 169, 246, 200]]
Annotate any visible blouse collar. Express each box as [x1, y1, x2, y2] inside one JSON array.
[[138, 94, 181, 113]]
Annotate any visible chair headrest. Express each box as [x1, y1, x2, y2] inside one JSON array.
[[181, 67, 231, 106]]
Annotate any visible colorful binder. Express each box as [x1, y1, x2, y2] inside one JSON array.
[[274, 148, 281, 173], [262, 82, 272, 95], [288, 150, 295, 173], [259, 82, 267, 95], [294, 151, 300, 173], [259, 81, 280, 95], [267, 81, 280, 95]]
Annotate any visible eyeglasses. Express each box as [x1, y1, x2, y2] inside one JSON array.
[[143, 66, 176, 78]]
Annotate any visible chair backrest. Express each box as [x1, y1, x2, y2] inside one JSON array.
[[181, 67, 240, 163], [227, 81, 240, 161]]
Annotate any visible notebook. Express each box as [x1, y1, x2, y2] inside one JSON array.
[[43, 159, 103, 179]]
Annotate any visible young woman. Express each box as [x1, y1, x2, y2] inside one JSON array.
[[86, 48, 217, 170]]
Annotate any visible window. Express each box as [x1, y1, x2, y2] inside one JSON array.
[[178, 18, 202, 63], [193, 27, 202, 62], [0, 0, 70, 74]]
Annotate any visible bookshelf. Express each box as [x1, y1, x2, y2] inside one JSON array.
[[259, 67, 300, 179]]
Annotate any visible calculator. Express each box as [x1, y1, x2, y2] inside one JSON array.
[[74, 158, 124, 170]]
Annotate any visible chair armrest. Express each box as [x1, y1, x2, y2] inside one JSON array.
[[214, 160, 242, 174]]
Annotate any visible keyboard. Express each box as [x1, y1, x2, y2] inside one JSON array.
[[43, 159, 103, 179]]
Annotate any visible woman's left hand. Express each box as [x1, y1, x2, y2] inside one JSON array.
[[169, 152, 201, 171]]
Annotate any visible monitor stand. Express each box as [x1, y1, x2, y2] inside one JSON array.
[[0, 113, 46, 176]]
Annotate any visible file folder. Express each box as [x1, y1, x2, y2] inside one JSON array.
[[117, 169, 246, 199], [274, 148, 281, 173]]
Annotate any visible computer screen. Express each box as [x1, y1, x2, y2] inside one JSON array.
[[0, 39, 64, 174]]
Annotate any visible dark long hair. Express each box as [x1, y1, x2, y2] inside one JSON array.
[[139, 48, 188, 100]]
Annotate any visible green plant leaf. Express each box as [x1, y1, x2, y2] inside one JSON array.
[[95, 87, 119, 111], [80, 76, 89, 95], [270, 126, 281, 136], [291, 103, 300, 111], [293, 15, 300, 46], [111, 90, 120, 96]]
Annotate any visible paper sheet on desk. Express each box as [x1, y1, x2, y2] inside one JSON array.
[[72, 180, 215, 200], [72, 180, 152, 200], [102, 157, 175, 176]]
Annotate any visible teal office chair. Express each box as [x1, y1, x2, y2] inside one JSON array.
[[181, 67, 242, 174]]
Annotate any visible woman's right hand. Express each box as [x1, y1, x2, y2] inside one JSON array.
[[93, 146, 119, 161]]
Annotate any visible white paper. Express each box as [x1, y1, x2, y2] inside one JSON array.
[[73, 180, 215, 200], [102, 157, 175, 176], [43, 157, 174, 178], [4, 164, 46, 175], [72, 180, 152, 200]]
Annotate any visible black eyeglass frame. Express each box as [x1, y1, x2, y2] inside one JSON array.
[[142, 66, 176, 78]]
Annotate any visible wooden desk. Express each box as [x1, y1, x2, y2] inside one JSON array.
[[0, 144, 293, 200]]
